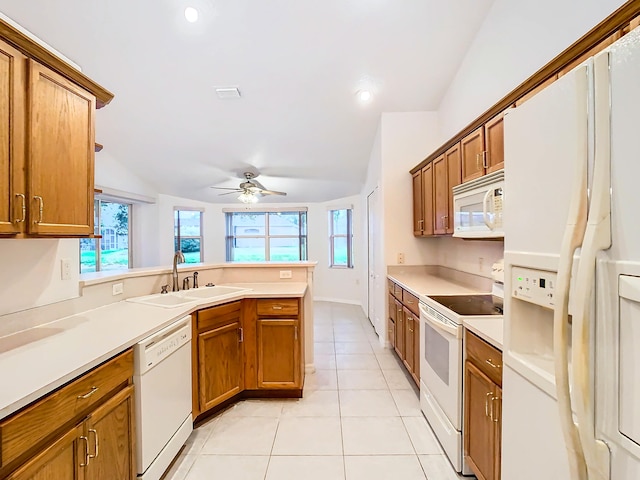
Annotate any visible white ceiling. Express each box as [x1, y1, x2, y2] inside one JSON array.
[[0, 0, 494, 203]]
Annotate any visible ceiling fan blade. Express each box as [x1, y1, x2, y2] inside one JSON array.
[[259, 189, 287, 196], [210, 186, 242, 191], [249, 178, 268, 191], [218, 190, 242, 196]]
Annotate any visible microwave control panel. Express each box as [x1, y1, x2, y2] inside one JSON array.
[[511, 266, 557, 308], [492, 188, 503, 228]]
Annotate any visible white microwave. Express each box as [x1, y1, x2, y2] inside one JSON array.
[[452, 169, 504, 239]]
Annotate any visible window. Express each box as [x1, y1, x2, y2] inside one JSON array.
[[174, 209, 204, 263], [329, 208, 353, 268], [80, 200, 132, 273], [225, 210, 308, 261]]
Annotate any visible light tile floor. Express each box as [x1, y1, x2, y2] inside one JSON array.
[[162, 302, 468, 480]]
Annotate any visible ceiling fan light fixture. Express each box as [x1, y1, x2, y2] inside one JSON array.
[[184, 6, 199, 23], [238, 191, 258, 204]]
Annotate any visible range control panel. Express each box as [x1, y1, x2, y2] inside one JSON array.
[[511, 266, 557, 308]]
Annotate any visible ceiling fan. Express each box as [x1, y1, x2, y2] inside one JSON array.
[[211, 172, 287, 203]]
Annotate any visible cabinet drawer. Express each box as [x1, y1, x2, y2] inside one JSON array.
[[0, 349, 133, 469], [465, 330, 502, 387], [402, 290, 419, 316], [197, 301, 242, 331], [393, 283, 403, 299], [388, 279, 395, 295], [257, 299, 299, 316]]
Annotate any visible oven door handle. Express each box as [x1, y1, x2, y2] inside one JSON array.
[[420, 304, 461, 339]]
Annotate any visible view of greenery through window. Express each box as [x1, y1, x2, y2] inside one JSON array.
[[80, 201, 130, 273], [226, 211, 307, 261], [175, 210, 203, 263], [330, 209, 353, 268]]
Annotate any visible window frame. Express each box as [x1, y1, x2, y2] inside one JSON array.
[[80, 197, 133, 273], [329, 208, 353, 269], [174, 208, 205, 264], [225, 210, 308, 262]]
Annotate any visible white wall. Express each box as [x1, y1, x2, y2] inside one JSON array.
[[0, 239, 80, 316], [438, 0, 627, 140]]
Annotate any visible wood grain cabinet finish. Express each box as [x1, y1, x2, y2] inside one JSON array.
[[0, 38, 26, 235], [461, 126, 485, 183], [432, 154, 448, 235], [387, 280, 419, 386], [193, 301, 243, 416], [27, 60, 95, 236], [0, 351, 135, 480], [257, 319, 301, 389], [412, 170, 424, 236], [464, 331, 502, 480], [445, 143, 462, 234], [421, 163, 434, 236], [484, 113, 504, 174]]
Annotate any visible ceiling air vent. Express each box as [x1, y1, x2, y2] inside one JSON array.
[[215, 87, 241, 99]]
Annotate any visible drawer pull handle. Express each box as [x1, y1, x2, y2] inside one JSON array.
[[80, 436, 90, 467], [491, 396, 500, 422], [88, 429, 99, 458], [272, 305, 283, 310], [238, 327, 244, 343], [295, 326, 298, 340], [486, 359, 501, 369], [406, 300, 414, 304], [77, 386, 99, 399]]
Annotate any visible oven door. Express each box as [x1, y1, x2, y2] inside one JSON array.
[[419, 301, 463, 430]]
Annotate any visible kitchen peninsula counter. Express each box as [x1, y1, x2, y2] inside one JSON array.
[[0, 282, 307, 421]]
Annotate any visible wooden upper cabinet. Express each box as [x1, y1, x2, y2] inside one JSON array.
[[484, 113, 504, 174], [27, 60, 95, 236], [421, 163, 434, 236], [461, 126, 485, 183], [0, 39, 26, 235], [432, 155, 448, 235], [412, 170, 423, 236], [445, 143, 462, 234]]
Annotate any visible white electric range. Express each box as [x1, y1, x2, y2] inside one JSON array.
[[419, 280, 503, 475]]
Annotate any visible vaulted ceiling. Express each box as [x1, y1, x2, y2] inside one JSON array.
[[0, 0, 494, 203]]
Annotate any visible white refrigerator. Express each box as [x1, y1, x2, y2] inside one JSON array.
[[502, 27, 640, 480]]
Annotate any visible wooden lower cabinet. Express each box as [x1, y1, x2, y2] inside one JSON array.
[[403, 307, 415, 373], [394, 301, 405, 359], [1, 352, 135, 480], [413, 317, 420, 382], [388, 280, 420, 386], [193, 302, 243, 415], [257, 318, 301, 389], [464, 331, 502, 480], [193, 297, 304, 418]]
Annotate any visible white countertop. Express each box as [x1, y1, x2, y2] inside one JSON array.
[[387, 272, 486, 299], [463, 318, 504, 350], [0, 282, 307, 420]]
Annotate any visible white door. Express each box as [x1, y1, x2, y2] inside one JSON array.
[[367, 188, 380, 334]]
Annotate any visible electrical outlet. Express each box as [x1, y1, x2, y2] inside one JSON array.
[[60, 258, 71, 280], [479, 257, 484, 271], [112, 283, 124, 296], [280, 270, 292, 279], [397, 253, 405, 264]]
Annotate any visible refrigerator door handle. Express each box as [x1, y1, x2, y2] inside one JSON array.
[[571, 49, 612, 480], [552, 63, 590, 480]]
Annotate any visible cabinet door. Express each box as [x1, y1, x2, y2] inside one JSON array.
[[0, 40, 25, 235], [394, 300, 405, 358], [432, 155, 448, 235], [421, 163, 434, 236], [257, 318, 301, 389], [413, 317, 420, 382], [412, 170, 423, 235], [388, 318, 395, 349], [27, 60, 95, 236], [85, 386, 135, 480], [198, 319, 243, 411], [461, 126, 485, 183], [388, 293, 397, 324], [464, 361, 498, 480], [484, 113, 504, 174], [493, 386, 502, 480], [445, 143, 462, 234], [403, 307, 415, 372], [5, 424, 84, 480]]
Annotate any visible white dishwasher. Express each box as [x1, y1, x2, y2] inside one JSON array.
[[134, 316, 193, 480]]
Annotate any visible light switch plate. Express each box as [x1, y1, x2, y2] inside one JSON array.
[[60, 258, 71, 280], [112, 283, 124, 296]]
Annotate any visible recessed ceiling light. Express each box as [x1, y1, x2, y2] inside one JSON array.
[[184, 7, 199, 23], [357, 90, 372, 102]]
